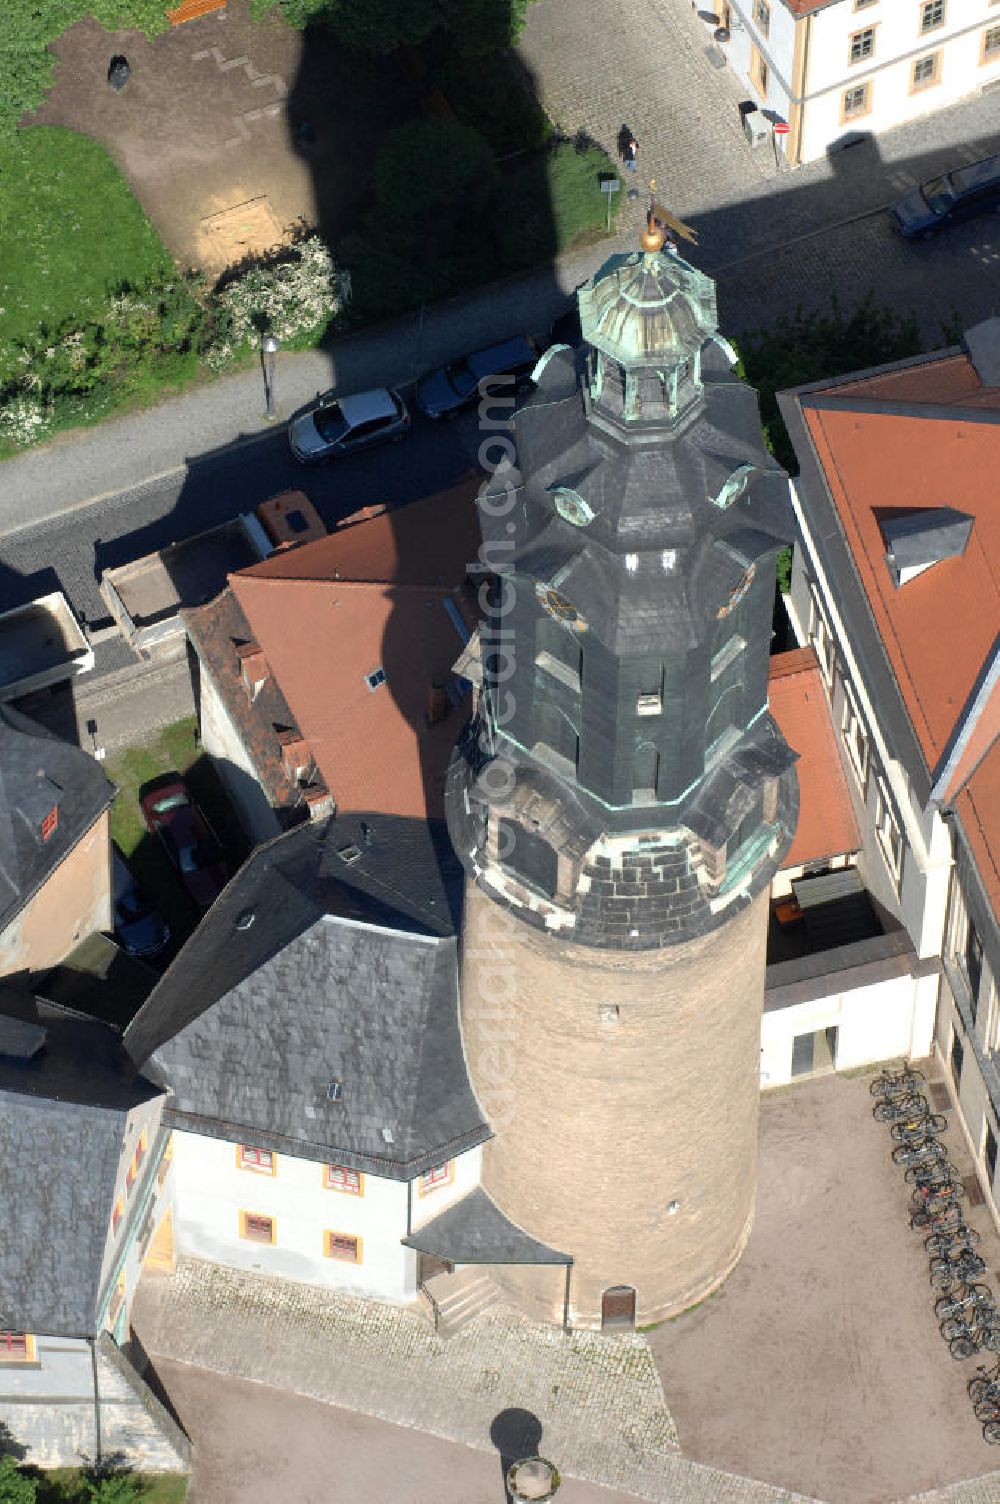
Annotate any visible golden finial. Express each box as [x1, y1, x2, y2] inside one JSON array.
[[640, 177, 665, 254]]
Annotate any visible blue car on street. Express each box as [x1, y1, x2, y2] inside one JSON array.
[[890, 154, 1000, 239], [415, 336, 538, 420]]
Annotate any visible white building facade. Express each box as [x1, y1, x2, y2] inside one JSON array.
[[714, 0, 1000, 164]]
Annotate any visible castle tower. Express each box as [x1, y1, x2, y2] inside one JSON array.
[[445, 229, 799, 1330]]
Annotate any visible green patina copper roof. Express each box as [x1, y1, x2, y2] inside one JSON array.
[[578, 248, 718, 370]]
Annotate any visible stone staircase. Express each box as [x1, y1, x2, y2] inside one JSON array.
[[421, 1266, 500, 1338]]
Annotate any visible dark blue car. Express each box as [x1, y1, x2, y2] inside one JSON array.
[[890, 154, 1000, 239], [415, 336, 538, 420]]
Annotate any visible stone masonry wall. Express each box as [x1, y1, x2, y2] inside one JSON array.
[[460, 880, 769, 1328]]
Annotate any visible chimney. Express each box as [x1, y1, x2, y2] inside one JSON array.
[[302, 784, 335, 821], [426, 680, 449, 725], [236, 642, 269, 701], [276, 729, 313, 784]]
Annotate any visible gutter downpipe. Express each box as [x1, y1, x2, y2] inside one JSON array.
[[90, 1337, 103, 1466], [562, 1264, 572, 1333], [790, 13, 812, 167]]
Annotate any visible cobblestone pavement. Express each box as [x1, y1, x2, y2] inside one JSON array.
[[902, 1476, 1000, 1503], [133, 1259, 817, 1503]]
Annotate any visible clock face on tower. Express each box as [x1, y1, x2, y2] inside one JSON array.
[[536, 583, 588, 632]]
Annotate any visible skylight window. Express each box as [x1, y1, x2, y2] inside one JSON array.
[[365, 667, 387, 691]]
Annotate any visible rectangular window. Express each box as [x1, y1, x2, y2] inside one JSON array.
[[983, 24, 1000, 60], [849, 26, 876, 63], [808, 588, 835, 686], [920, 0, 945, 33], [874, 776, 903, 883], [419, 1162, 454, 1196], [842, 82, 871, 120], [985, 1122, 998, 1187], [156, 1134, 174, 1191], [239, 1211, 275, 1245], [951, 1028, 964, 1089], [841, 682, 869, 785], [112, 1196, 124, 1234], [911, 52, 940, 88], [107, 1271, 127, 1330], [325, 1164, 364, 1195], [325, 1231, 362, 1263], [750, 45, 768, 97], [0, 1333, 35, 1363], [966, 919, 984, 1020], [854, 0, 877, 7], [40, 806, 58, 842], [753, 0, 770, 36], [237, 1145, 276, 1176]]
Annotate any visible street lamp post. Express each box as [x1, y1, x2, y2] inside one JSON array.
[[261, 333, 281, 421]]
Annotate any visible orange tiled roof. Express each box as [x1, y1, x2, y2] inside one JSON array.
[[954, 737, 1000, 915], [801, 395, 1000, 772], [768, 647, 860, 868], [228, 474, 484, 822]]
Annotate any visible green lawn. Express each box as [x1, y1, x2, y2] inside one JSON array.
[[105, 716, 250, 960], [0, 126, 175, 376], [33, 1470, 186, 1503]]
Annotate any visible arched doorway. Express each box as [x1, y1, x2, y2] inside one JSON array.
[[601, 1285, 637, 1330]]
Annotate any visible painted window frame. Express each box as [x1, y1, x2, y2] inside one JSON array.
[[0, 1333, 36, 1364], [750, 44, 769, 98], [983, 24, 1000, 62], [237, 1144, 277, 1176], [920, 0, 945, 35], [808, 586, 836, 686], [418, 1161, 455, 1197], [324, 1230, 363, 1263], [848, 25, 877, 64], [910, 50, 941, 89], [239, 1210, 276, 1245], [873, 775, 904, 885], [840, 680, 869, 787], [753, 0, 770, 37], [841, 80, 872, 121], [324, 1164, 365, 1196], [985, 1120, 998, 1189]]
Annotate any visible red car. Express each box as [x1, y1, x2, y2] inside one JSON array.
[[140, 779, 227, 911]]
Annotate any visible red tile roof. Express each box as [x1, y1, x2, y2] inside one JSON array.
[[801, 394, 1000, 772], [768, 647, 860, 868], [225, 473, 484, 822], [954, 738, 1000, 916]]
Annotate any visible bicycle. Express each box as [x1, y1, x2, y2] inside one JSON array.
[[912, 1199, 964, 1231], [974, 1395, 1000, 1423], [874, 1093, 931, 1124], [905, 1159, 962, 1187], [927, 1224, 982, 1257], [892, 1114, 947, 1142], [945, 1315, 1000, 1359], [935, 1283, 995, 1323], [930, 1252, 988, 1291], [871, 1066, 925, 1099], [969, 1359, 1000, 1404], [984, 1419, 1000, 1443], [893, 1138, 950, 1167]]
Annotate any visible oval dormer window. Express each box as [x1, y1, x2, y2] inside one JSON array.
[[549, 487, 595, 528], [713, 463, 754, 510]]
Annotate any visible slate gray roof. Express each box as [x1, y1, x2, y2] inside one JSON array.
[[124, 817, 489, 1180], [403, 1187, 571, 1264], [0, 703, 115, 939], [879, 507, 973, 586], [0, 992, 161, 1337]]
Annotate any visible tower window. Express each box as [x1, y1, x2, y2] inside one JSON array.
[[633, 745, 659, 803]]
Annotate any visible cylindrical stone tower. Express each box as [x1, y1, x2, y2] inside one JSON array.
[[446, 224, 798, 1329]]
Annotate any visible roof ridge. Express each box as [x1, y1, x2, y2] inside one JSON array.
[[802, 394, 1000, 425]]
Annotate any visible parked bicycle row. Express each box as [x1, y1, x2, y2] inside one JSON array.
[[871, 1064, 1000, 1447]]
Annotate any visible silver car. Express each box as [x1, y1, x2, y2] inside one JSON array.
[[288, 386, 411, 464]]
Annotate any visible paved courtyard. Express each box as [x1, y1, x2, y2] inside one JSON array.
[[651, 1070, 1000, 1504]]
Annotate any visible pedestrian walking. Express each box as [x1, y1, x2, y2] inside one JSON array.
[[624, 133, 639, 172]]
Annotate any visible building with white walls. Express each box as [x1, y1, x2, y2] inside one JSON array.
[[778, 316, 1000, 1221], [712, 0, 1000, 164]]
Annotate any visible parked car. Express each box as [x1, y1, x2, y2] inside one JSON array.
[[288, 387, 410, 463], [414, 336, 538, 420], [111, 843, 169, 957], [140, 779, 228, 911], [890, 154, 1000, 239]]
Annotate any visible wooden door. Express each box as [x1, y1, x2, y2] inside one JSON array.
[[601, 1285, 637, 1330]]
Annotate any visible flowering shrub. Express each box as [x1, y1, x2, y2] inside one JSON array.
[[0, 392, 52, 447], [204, 236, 351, 371]]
